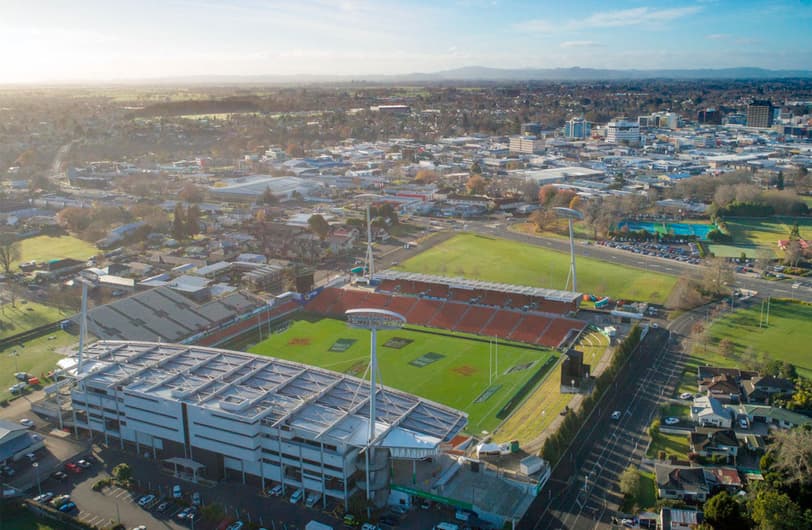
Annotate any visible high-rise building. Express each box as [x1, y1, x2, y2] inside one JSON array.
[[605, 117, 640, 145], [746, 100, 774, 128], [563, 117, 591, 139], [521, 122, 542, 136], [509, 135, 545, 154], [697, 108, 722, 125]]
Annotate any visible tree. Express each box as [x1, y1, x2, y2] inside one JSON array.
[[702, 258, 734, 296], [185, 205, 201, 237], [749, 489, 805, 530], [768, 428, 812, 487], [619, 465, 640, 498], [469, 161, 482, 175], [260, 186, 278, 205], [112, 463, 132, 483], [307, 214, 330, 240], [178, 182, 203, 203], [538, 185, 557, 205], [172, 203, 186, 240], [704, 491, 744, 530], [466, 174, 486, 195], [0, 236, 20, 275], [529, 208, 556, 233], [521, 180, 540, 203], [717, 339, 734, 358], [414, 169, 437, 184], [784, 240, 802, 267]]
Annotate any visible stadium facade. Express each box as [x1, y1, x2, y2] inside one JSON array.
[[69, 341, 467, 508]]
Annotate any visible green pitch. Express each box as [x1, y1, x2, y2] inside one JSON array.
[[395, 233, 677, 304], [248, 316, 557, 434], [707, 299, 812, 379], [13, 235, 98, 271]]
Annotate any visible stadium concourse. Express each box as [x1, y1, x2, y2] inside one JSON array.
[[305, 271, 587, 350]]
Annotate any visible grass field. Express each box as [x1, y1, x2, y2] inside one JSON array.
[[719, 217, 812, 259], [0, 301, 71, 339], [247, 316, 557, 434], [706, 299, 812, 379], [0, 330, 76, 401], [492, 330, 609, 445], [13, 235, 98, 271], [395, 233, 677, 304], [1, 511, 64, 530]]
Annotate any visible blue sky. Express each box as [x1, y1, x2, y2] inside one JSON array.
[[1, 0, 810, 82]]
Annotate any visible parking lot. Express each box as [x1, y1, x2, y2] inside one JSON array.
[[597, 239, 702, 265]]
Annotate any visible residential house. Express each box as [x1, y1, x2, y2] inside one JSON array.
[[697, 367, 757, 387], [741, 375, 795, 404], [705, 467, 743, 493], [659, 507, 704, 530], [689, 429, 739, 460], [655, 464, 711, 503], [737, 404, 812, 430], [701, 374, 743, 404], [691, 396, 732, 428], [326, 227, 359, 255]]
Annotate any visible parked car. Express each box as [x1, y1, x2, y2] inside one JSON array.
[[58, 501, 77, 513], [362, 524, 381, 530], [267, 484, 283, 497], [176, 508, 192, 520], [739, 418, 749, 429], [289, 488, 304, 504], [611, 410, 622, 420], [343, 514, 360, 527], [664, 417, 680, 425], [156, 502, 169, 512], [51, 471, 68, 481], [77, 459, 92, 468], [305, 492, 321, 507], [51, 495, 71, 507], [191, 492, 201, 506], [679, 392, 693, 400], [65, 462, 82, 474], [138, 494, 156, 507], [390, 505, 408, 515], [19, 418, 34, 428], [33, 492, 54, 503], [227, 522, 244, 530], [172, 485, 182, 499]]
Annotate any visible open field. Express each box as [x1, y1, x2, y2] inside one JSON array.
[[0, 330, 76, 401], [395, 233, 677, 304], [720, 217, 812, 259], [646, 432, 690, 461], [706, 299, 812, 379], [0, 301, 71, 339], [13, 235, 98, 271], [492, 330, 609, 445], [247, 315, 557, 433]]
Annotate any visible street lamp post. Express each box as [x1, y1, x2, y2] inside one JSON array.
[[32, 462, 41, 496], [10, 350, 19, 372]]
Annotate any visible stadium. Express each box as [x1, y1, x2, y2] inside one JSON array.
[[64, 269, 591, 524]]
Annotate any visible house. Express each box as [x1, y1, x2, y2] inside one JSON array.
[[705, 467, 743, 493], [689, 429, 739, 460], [655, 464, 711, 503], [691, 396, 732, 428], [737, 404, 812, 430], [741, 375, 795, 404], [697, 367, 757, 387], [701, 374, 742, 404], [325, 227, 359, 254], [659, 507, 704, 530]]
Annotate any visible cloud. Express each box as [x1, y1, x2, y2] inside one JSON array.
[[515, 5, 701, 32], [560, 40, 600, 48], [705, 33, 730, 40]]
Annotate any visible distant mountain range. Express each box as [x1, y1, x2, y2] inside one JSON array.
[[136, 66, 812, 85]]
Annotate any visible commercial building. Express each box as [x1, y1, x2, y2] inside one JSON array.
[[697, 108, 722, 125], [746, 100, 774, 128], [69, 341, 466, 509], [509, 136, 545, 154], [605, 118, 640, 145], [563, 117, 590, 139]]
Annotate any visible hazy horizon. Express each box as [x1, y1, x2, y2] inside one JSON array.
[[2, 0, 811, 84]]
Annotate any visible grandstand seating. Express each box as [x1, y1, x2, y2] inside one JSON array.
[[429, 302, 467, 330], [304, 288, 342, 314], [481, 310, 523, 338], [539, 318, 586, 348], [509, 315, 553, 344], [385, 295, 417, 316], [455, 306, 495, 334], [405, 299, 442, 325]]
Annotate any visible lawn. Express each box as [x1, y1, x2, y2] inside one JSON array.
[[395, 233, 677, 304], [13, 235, 98, 270], [1, 511, 64, 530], [706, 299, 812, 379], [722, 217, 812, 259], [0, 301, 71, 339], [0, 330, 76, 401], [493, 330, 609, 445], [646, 432, 691, 461], [247, 316, 557, 434]]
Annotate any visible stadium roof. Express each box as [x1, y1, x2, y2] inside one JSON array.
[[74, 341, 467, 452], [376, 270, 581, 303]]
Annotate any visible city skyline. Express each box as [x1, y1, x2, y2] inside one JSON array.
[[1, 0, 811, 83]]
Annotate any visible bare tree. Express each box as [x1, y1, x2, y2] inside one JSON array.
[[702, 258, 734, 296], [769, 428, 812, 487], [0, 236, 20, 275]]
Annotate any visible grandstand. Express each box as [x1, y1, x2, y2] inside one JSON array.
[[74, 287, 270, 343], [304, 282, 587, 350]]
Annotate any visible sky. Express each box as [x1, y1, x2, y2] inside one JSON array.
[[1, 0, 811, 83]]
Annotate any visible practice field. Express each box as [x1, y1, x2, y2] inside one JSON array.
[[13, 235, 98, 271], [395, 233, 677, 304], [248, 316, 558, 433], [707, 299, 812, 379], [0, 301, 70, 339], [0, 330, 76, 401], [719, 217, 812, 259]]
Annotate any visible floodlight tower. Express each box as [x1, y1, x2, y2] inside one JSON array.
[[554, 207, 584, 292], [346, 308, 406, 507], [355, 194, 384, 283]]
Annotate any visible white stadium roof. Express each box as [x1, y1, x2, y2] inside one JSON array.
[[74, 341, 467, 453]]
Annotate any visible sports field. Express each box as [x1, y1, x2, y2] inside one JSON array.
[[395, 233, 677, 304], [0, 330, 76, 401], [248, 316, 558, 433], [12, 235, 98, 271], [0, 301, 71, 339], [709, 217, 812, 259], [707, 299, 812, 379]]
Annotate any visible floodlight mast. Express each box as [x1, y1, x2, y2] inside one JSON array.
[[553, 207, 584, 292], [345, 308, 406, 508]]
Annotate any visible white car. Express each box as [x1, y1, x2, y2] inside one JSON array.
[[227, 522, 244, 530], [172, 485, 182, 499], [611, 410, 622, 420], [792, 282, 801, 289], [739, 418, 749, 429], [137, 494, 155, 507], [289, 488, 304, 504], [664, 417, 680, 425], [679, 392, 693, 400], [20, 418, 34, 428], [267, 484, 283, 497]]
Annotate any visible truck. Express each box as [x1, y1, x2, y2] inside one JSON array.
[[305, 522, 333, 530]]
